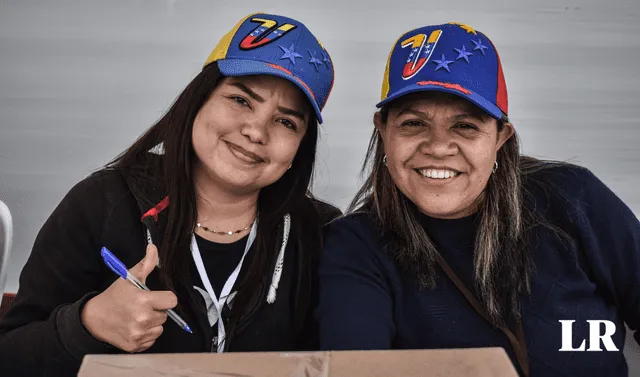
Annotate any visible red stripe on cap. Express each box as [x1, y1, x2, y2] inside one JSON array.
[[266, 63, 293, 75], [141, 196, 169, 222], [294, 77, 316, 100], [417, 81, 472, 95], [266, 63, 317, 102], [488, 40, 508, 115]]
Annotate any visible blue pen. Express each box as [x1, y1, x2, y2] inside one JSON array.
[[100, 247, 193, 334]]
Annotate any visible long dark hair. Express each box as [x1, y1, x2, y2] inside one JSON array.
[[106, 62, 321, 339], [350, 93, 568, 326]]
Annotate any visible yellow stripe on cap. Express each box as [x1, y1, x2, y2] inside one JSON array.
[[380, 32, 405, 101], [427, 30, 442, 43], [203, 13, 257, 68]]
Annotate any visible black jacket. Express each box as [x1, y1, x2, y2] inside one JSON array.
[[0, 167, 341, 377]]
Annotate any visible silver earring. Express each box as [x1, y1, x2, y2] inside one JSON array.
[[287, 164, 292, 170], [383, 155, 387, 165], [493, 161, 498, 173]]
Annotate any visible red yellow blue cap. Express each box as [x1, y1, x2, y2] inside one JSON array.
[[204, 13, 334, 123], [378, 22, 508, 120]]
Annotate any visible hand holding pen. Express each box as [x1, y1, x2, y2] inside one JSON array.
[[81, 244, 191, 353]]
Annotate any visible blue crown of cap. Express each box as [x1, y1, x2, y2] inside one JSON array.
[[379, 22, 507, 120], [216, 14, 334, 123]]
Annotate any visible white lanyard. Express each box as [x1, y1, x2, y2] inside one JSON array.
[[191, 219, 257, 353]]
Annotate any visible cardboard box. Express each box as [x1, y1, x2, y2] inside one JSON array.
[[78, 347, 518, 376]]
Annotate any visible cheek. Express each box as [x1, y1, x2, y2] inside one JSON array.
[[191, 115, 208, 154], [191, 103, 235, 153], [191, 117, 218, 158], [269, 132, 304, 164], [385, 138, 417, 175], [462, 143, 497, 188]]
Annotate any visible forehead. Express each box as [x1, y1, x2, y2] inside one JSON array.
[[388, 92, 490, 120], [223, 75, 298, 96], [222, 75, 311, 112]]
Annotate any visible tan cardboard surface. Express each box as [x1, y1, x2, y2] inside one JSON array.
[[78, 347, 518, 377]]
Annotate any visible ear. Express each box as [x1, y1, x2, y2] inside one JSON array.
[[373, 111, 386, 133], [495, 121, 514, 151]]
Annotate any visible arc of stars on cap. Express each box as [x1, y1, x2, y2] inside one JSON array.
[[454, 45, 473, 63], [279, 44, 303, 65], [472, 39, 488, 55], [433, 54, 454, 72], [308, 49, 323, 71]]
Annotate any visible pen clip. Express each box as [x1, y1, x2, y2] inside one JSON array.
[[101, 247, 128, 280]]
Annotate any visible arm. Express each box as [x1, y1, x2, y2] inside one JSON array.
[[0, 173, 119, 376], [316, 216, 395, 350], [573, 169, 640, 345]]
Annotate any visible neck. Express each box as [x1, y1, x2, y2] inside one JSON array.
[[194, 165, 258, 243]]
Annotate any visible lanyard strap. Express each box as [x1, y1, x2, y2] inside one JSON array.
[[191, 219, 257, 353], [433, 252, 530, 377]]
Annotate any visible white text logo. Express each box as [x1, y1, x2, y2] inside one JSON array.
[[559, 320, 619, 351]]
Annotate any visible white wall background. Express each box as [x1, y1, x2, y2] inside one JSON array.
[[1, 0, 639, 372]]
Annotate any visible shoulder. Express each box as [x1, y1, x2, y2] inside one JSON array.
[[522, 160, 631, 221], [50, 169, 144, 244], [58, 169, 131, 212], [323, 211, 383, 253], [320, 211, 395, 276], [307, 196, 343, 225], [523, 160, 590, 190], [326, 210, 377, 234], [523, 161, 594, 201]]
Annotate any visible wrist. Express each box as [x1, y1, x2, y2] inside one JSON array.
[[80, 296, 106, 343]]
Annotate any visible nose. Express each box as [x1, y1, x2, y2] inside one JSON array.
[[420, 127, 457, 158], [240, 114, 269, 145]]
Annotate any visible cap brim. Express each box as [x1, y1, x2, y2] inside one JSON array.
[[217, 59, 323, 124], [376, 83, 504, 120]]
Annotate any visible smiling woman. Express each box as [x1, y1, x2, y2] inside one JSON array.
[[0, 12, 339, 377], [317, 22, 640, 377], [192, 75, 310, 194], [375, 91, 513, 219]]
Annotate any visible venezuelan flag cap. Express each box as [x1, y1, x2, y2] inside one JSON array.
[[378, 22, 508, 120], [204, 13, 334, 124]]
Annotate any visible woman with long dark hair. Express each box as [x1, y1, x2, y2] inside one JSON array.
[[0, 12, 339, 376], [317, 22, 640, 377]]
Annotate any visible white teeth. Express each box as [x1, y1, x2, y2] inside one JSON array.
[[419, 169, 458, 179]]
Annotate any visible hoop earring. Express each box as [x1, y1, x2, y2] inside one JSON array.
[[493, 161, 498, 173], [383, 155, 387, 166]]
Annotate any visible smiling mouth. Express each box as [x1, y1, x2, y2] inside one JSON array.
[[415, 168, 461, 180], [225, 141, 265, 164]]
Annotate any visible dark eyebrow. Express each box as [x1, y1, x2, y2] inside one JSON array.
[[277, 106, 307, 123], [396, 108, 432, 119], [397, 106, 487, 123], [230, 82, 265, 103], [449, 112, 487, 123]]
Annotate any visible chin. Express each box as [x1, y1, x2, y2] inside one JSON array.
[[228, 176, 264, 191], [415, 198, 471, 220], [208, 169, 258, 192], [420, 208, 460, 219]]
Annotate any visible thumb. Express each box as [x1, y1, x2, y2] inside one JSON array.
[[129, 244, 159, 283]]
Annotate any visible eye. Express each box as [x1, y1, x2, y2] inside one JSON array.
[[401, 120, 425, 127], [454, 122, 479, 131], [230, 96, 250, 108], [277, 118, 298, 131]]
